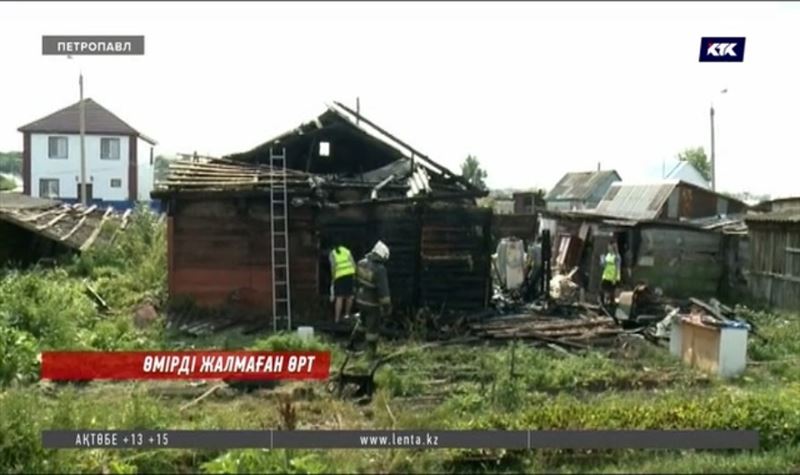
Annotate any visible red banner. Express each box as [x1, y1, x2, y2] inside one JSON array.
[[41, 351, 331, 381]]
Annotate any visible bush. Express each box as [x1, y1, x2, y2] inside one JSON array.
[[0, 326, 39, 385], [739, 307, 800, 362], [445, 384, 800, 450], [0, 269, 97, 348], [0, 389, 49, 473], [74, 205, 167, 310], [250, 333, 332, 353], [0, 207, 168, 386], [202, 450, 328, 474]]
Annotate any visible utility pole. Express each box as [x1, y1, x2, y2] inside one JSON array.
[[709, 88, 726, 192], [709, 104, 716, 192], [79, 72, 87, 205]]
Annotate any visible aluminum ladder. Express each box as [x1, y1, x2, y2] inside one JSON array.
[[269, 147, 292, 332]]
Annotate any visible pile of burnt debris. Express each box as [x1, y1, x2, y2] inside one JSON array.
[[470, 311, 623, 350], [468, 277, 756, 353], [164, 299, 270, 337], [480, 233, 761, 353]]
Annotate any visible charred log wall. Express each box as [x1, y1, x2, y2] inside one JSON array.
[[419, 204, 492, 312], [167, 195, 492, 324], [317, 204, 420, 314], [167, 196, 319, 321]]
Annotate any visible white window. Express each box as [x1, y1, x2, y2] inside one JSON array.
[[39, 179, 59, 198], [319, 141, 330, 157], [48, 136, 68, 159], [110, 178, 122, 188], [100, 138, 121, 160]]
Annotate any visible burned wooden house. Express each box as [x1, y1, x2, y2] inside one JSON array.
[[152, 102, 492, 326]]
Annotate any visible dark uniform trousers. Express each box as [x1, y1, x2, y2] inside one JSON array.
[[355, 256, 391, 360], [361, 306, 381, 360]]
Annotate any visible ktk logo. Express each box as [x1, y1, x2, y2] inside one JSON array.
[[699, 37, 746, 62], [707, 43, 737, 57]]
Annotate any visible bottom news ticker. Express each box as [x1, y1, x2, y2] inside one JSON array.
[[42, 430, 759, 450]]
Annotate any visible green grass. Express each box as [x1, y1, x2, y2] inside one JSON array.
[[1, 206, 800, 473]]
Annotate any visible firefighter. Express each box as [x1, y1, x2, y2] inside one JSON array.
[[600, 242, 621, 309], [355, 240, 392, 360], [329, 241, 356, 323]]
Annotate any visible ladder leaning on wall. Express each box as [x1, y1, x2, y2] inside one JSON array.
[[269, 147, 292, 332]]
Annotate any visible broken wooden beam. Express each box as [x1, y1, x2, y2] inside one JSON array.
[[80, 204, 98, 217], [79, 207, 113, 251], [60, 216, 88, 242], [120, 209, 132, 230], [84, 281, 109, 312], [36, 211, 69, 231], [179, 383, 225, 412]]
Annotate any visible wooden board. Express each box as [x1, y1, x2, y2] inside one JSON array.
[[680, 321, 721, 375]]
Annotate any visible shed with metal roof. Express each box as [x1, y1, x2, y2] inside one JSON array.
[[545, 170, 621, 211]]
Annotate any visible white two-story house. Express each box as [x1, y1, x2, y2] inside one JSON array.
[[18, 98, 157, 209]]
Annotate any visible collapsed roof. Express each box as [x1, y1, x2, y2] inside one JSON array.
[[0, 194, 132, 251], [222, 101, 482, 198]]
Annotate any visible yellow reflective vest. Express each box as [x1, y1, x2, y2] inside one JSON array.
[[331, 247, 356, 279], [601, 253, 619, 283]]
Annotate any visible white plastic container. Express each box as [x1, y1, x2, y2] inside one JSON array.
[[297, 326, 314, 341], [670, 319, 748, 378]]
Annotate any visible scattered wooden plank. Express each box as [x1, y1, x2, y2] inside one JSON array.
[[689, 297, 726, 322], [84, 281, 109, 311], [80, 204, 98, 217], [212, 319, 241, 333], [547, 343, 574, 355], [79, 207, 114, 251], [120, 209, 132, 230], [59, 216, 88, 242], [384, 400, 397, 428], [36, 211, 69, 231], [19, 207, 64, 223], [179, 383, 225, 412]]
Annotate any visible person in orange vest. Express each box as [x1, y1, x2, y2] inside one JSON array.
[[329, 241, 356, 323]]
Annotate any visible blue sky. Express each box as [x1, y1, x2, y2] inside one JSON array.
[[0, 2, 798, 197]]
